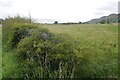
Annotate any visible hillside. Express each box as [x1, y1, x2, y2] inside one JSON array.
[[87, 14, 118, 24]]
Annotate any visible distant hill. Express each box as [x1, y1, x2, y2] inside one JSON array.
[[87, 14, 119, 24]]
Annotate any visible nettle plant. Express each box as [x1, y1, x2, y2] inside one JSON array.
[[16, 28, 80, 78]]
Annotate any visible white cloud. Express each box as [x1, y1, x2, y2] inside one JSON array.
[[0, 0, 119, 22]]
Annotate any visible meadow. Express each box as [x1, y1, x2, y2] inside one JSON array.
[[42, 24, 118, 77], [2, 19, 118, 78], [0, 27, 2, 79]]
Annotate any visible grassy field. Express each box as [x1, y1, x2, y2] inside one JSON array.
[[2, 24, 118, 78], [0, 27, 2, 79], [41, 24, 118, 77]]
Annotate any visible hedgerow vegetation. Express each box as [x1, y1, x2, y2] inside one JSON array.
[[0, 27, 2, 79], [2, 16, 118, 78]]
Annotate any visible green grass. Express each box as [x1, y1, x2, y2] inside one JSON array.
[[2, 28, 21, 78], [2, 24, 118, 78], [2, 50, 21, 78], [0, 27, 2, 79], [41, 24, 118, 78]]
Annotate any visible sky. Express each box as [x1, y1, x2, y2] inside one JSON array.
[[0, 0, 119, 23]]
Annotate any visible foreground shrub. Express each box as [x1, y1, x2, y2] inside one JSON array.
[[16, 28, 80, 78], [7, 23, 37, 48], [2, 16, 94, 78], [2, 16, 32, 42]]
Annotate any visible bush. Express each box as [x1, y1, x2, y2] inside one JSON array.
[[54, 21, 58, 24], [7, 23, 37, 48], [16, 28, 80, 78], [3, 16, 95, 78], [2, 16, 32, 43]]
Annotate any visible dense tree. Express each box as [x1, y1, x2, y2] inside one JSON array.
[[107, 19, 110, 24], [99, 20, 106, 24], [79, 21, 82, 24], [54, 21, 58, 24]]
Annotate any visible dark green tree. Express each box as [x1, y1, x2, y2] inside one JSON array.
[[54, 21, 58, 24], [107, 19, 110, 24], [100, 20, 106, 24], [79, 21, 82, 24]]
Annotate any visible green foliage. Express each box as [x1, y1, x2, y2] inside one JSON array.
[[99, 20, 106, 24], [2, 50, 22, 78], [16, 28, 80, 78], [54, 21, 58, 24], [7, 23, 37, 48], [41, 24, 118, 78], [79, 21, 82, 24], [2, 16, 118, 78], [2, 16, 33, 44], [0, 27, 2, 79]]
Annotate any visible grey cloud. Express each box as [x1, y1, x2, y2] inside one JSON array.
[[35, 18, 56, 23], [0, 0, 13, 8], [118, 1, 120, 13], [39, 18, 56, 22], [94, 12, 105, 16], [0, 0, 14, 19], [38, 18, 62, 23], [97, 1, 118, 13]]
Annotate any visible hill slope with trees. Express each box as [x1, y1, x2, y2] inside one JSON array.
[[87, 14, 119, 24]]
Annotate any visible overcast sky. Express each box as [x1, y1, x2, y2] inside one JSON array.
[[0, 0, 119, 23]]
